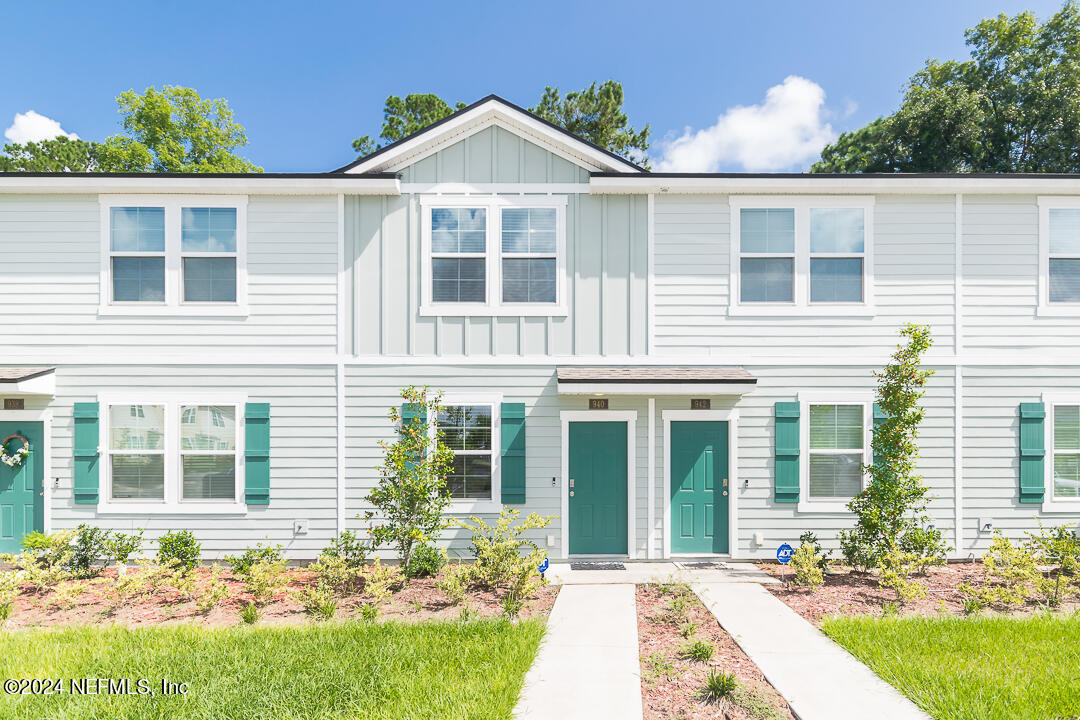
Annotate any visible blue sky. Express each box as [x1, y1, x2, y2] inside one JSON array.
[[1, 0, 1068, 172]]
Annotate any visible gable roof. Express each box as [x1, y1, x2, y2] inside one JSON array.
[[335, 94, 644, 175]]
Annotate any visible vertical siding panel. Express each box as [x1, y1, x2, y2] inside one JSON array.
[[575, 196, 603, 355], [465, 128, 493, 183], [495, 127, 519, 183], [523, 142, 547, 183], [603, 196, 631, 355]]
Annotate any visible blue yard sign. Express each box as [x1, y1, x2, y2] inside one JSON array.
[[776, 543, 794, 564], [537, 557, 550, 574]]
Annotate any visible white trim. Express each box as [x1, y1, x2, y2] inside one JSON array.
[[344, 99, 641, 175], [728, 196, 875, 317], [97, 392, 247, 514], [590, 175, 1080, 195], [418, 194, 568, 317], [0, 176, 401, 195], [98, 195, 250, 317], [954, 194, 965, 555], [0, 408, 52, 534], [661, 409, 737, 559], [0, 373, 56, 397], [1037, 197, 1080, 316], [1041, 392, 1080, 513], [437, 392, 503, 513], [647, 193, 655, 354], [796, 392, 873, 514], [401, 183, 590, 195], [647, 397, 655, 559], [558, 382, 756, 396], [559, 410, 637, 558]]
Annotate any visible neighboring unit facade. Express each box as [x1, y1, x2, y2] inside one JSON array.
[[1, 96, 1079, 560]]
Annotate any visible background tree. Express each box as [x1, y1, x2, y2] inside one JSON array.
[[351, 81, 649, 167], [813, 1, 1080, 173], [0, 137, 100, 172], [96, 86, 261, 172]]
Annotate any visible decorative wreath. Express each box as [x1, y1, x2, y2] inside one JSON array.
[[0, 434, 30, 469]]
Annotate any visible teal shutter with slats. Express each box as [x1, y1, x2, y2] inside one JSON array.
[[1019, 402, 1046, 504], [872, 403, 888, 468], [244, 403, 271, 505], [401, 403, 427, 429], [72, 402, 99, 504], [775, 402, 800, 503], [501, 403, 526, 504]]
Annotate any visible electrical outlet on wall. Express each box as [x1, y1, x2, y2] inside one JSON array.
[[546, 535, 555, 547], [293, 519, 309, 535]]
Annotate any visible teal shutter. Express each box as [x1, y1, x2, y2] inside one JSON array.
[[872, 403, 888, 467], [501, 403, 526, 504], [401, 403, 427, 430], [244, 403, 271, 505], [774, 402, 800, 503], [1019, 402, 1046, 504], [72, 402, 100, 504]]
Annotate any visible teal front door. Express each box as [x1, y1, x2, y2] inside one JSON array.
[[568, 421, 628, 555], [670, 421, 728, 554], [0, 421, 44, 553]]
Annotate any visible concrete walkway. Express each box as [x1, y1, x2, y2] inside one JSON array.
[[513, 584, 642, 720], [545, 561, 779, 586], [694, 582, 931, 720]]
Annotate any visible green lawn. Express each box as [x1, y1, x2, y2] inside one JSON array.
[[0, 618, 544, 720], [823, 614, 1080, 720]]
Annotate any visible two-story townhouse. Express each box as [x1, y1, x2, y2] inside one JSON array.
[[1, 95, 1077, 561]]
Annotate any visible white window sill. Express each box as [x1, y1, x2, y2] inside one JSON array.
[[446, 500, 503, 515], [96, 502, 248, 515], [419, 303, 568, 318], [98, 304, 250, 318], [728, 303, 875, 318], [797, 500, 853, 514], [1036, 303, 1080, 317], [1041, 499, 1080, 513]]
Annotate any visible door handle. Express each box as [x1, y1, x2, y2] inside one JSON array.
[[569, 478, 575, 488], [722, 490, 728, 496]]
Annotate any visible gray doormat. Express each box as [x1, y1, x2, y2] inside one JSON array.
[[674, 561, 729, 570], [569, 562, 626, 571]]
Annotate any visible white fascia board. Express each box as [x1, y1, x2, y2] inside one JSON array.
[[0, 373, 56, 396], [0, 176, 400, 196], [346, 98, 641, 175], [557, 382, 756, 396], [590, 175, 1080, 195]]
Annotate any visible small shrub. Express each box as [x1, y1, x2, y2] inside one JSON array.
[[798, 530, 832, 571], [240, 601, 260, 624], [457, 509, 553, 590], [358, 557, 396, 619], [296, 581, 338, 620], [678, 620, 699, 639], [319, 530, 369, 568], [171, 570, 198, 601], [680, 638, 714, 662], [702, 670, 738, 703], [157, 530, 200, 574], [105, 529, 143, 567], [641, 652, 676, 683], [196, 566, 230, 613], [224, 542, 284, 576], [359, 602, 379, 621], [436, 563, 470, 605], [0, 600, 12, 626], [243, 558, 288, 606], [66, 524, 110, 579], [960, 594, 984, 616], [790, 542, 824, 590], [878, 546, 927, 605], [404, 543, 446, 579], [308, 554, 363, 594], [46, 581, 84, 611]]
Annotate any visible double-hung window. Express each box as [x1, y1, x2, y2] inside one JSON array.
[[430, 395, 502, 511], [1046, 398, 1080, 509], [421, 196, 566, 315], [731, 197, 873, 314], [100, 196, 247, 315], [799, 394, 871, 512], [1038, 198, 1080, 313], [100, 396, 245, 512]]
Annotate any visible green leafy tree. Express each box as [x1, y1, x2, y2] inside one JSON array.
[[351, 81, 649, 166], [839, 324, 948, 570], [0, 136, 101, 172], [352, 94, 467, 156], [530, 80, 650, 168], [364, 386, 455, 573], [813, 2, 1080, 173], [96, 86, 261, 173]]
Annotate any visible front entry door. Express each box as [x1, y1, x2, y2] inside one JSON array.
[[670, 421, 728, 554], [568, 421, 628, 555], [0, 421, 44, 553]]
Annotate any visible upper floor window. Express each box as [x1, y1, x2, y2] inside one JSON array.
[[1039, 199, 1080, 314], [99, 195, 247, 316], [420, 196, 567, 316], [730, 197, 874, 315]]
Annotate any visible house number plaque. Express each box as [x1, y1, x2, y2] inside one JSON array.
[[589, 398, 609, 410], [3, 399, 23, 410], [691, 398, 711, 410]]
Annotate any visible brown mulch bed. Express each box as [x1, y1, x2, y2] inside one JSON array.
[[756, 561, 1080, 624], [637, 584, 794, 720], [1, 567, 557, 631]]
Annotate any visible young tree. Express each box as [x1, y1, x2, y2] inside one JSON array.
[[365, 386, 455, 573], [839, 323, 948, 570], [96, 86, 261, 173], [0, 136, 101, 172], [813, 2, 1080, 173]]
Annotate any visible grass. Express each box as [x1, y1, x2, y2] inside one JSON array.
[[0, 618, 545, 720], [823, 614, 1080, 720]]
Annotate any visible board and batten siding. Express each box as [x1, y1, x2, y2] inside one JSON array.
[[344, 128, 648, 359], [0, 194, 339, 353], [46, 365, 337, 558], [651, 194, 957, 358]]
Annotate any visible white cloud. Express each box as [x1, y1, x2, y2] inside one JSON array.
[[4, 110, 79, 145], [654, 76, 837, 172]]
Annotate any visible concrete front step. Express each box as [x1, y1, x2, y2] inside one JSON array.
[[545, 560, 779, 586]]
